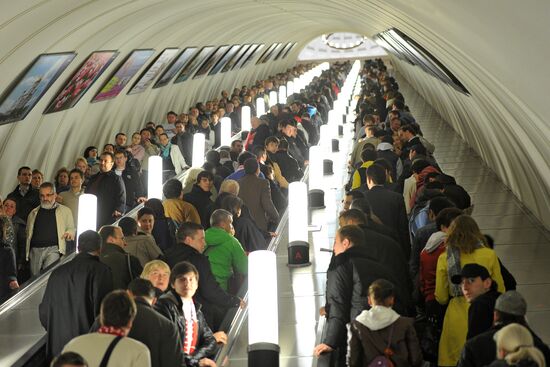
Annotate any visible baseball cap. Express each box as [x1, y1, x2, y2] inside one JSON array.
[[451, 263, 490, 284]]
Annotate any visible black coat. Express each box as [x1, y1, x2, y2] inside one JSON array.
[[7, 186, 40, 222], [85, 170, 126, 227], [91, 298, 186, 367], [183, 185, 215, 229], [39, 253, 113, 357], [458, 322, 550, 367], [323, 245, 412, 349], [274, 150, 303, 183], [120, 167, 145, 208], [155, 290, 217, 366], [251, 124, 271, 150], [171, 131, 193, 166], [363, 185, 411, 259], [233, 215, 268, 251], [467, 289, 501, 339], [0, 247, 16, 302], [162, 244, 240, 328], [99, 243, 142, 290]]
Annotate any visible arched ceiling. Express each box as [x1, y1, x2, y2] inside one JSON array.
[[1, 0, 549, 228]]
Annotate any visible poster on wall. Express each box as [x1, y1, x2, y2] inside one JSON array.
[[128, 48, 179, 94], [193, 45, 230, 78], [282, 42, 297, 58], [153, 47, 198, 88], [174, 46, 214, 83], [240, 44, 265, 68], [208, 45, 240, 75], [44, 51, 118, 113], [274, 42, 292, 61], [232, 44, 259, 70], [0, 52, 76, 124], [222, 44, 250, 72], [92, 49, 154, 102]]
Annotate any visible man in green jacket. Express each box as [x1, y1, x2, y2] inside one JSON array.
[[204, 209, 248, 291]]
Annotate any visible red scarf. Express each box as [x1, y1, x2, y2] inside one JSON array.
[[98, 326, 126, 337]]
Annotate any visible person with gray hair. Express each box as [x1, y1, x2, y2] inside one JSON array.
[[204, 209, 248, 292], [458, 291, 550, 367], [39, 230, 113, 358]]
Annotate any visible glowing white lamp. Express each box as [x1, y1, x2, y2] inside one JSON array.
[[255, 97, 265, 117], [288, 182, 310, 267], [248, 250, 279, 366], [286, 81, 294, 96], [268, 90, 278, 107], [77, 194, 97, 243], [308, 145, 326, 209], [241, 105, 251, 131], [192, 133, 206, 167], [293, 77, 301, 92], [147, 156, 163, 199], [278, 85, 287, 105], [220, 117, 232, 147]]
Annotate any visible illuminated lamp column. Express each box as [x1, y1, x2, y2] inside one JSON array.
[[192, 133, 206, 168], [268, 90, 278, 108], [147, 156, 163, 199], [241, 105, 251, 132], [248, 250, 279, 367], [278, 85, 287, 105], [293, 77, 301, 92], [220, 117, 232, 147], [286, 81, 294, 96], [319, 125, 334, 175], [255, 97, 265, 118], [287, 182, 311, 267], [308, 145, 326, 209], [77, 194, 97, 246]]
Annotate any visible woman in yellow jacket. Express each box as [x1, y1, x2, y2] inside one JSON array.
[[435, 215, 505, 366]]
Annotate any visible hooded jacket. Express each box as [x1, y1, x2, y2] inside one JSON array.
[[204, 227, 248, 291], [350, 306, 423, 367]]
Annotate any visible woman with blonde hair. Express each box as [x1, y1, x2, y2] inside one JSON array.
[[141, 259, 170, 293], [490, 323, 546, 367], [435, 215, 505, 366]]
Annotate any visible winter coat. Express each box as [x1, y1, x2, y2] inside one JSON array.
[[350, 306, 423, 367], [85, 170, 126, 227], [419, 231, 446, 302], [155, 290, 217, 367], [204, 227, 248, 291], [183, 185, 216, 229], [100, 243, 143, 290]]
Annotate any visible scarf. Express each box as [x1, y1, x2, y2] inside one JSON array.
[[181, 299, 198, 355], [160, 143, 171, 159], [447, 241, 482, 297], [98, 326, 126, 337]]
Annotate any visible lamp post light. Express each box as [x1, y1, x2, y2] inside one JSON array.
[[256, 97, 265, 117], [268, 90, 278, 108], [220, 117, 232, 147], [192, 133, 206, 168], [147, 156, 163, 199], [77, 193, 97, 242], [241, 105, 251, 131], [248, 250, 279, 367], [278, 85, 287, 105], [287, 182, 311, 267], [286, 80, 294, 96], [308, 145, 326, 209]]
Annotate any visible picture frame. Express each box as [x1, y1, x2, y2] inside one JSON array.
[[232, 44, 258, 70], [258, 43, 282, 64], [153, 47, 198, 88], [222, 44, 250, 73], [209, 44, 241, 75], [127, 48, 179, 94], [0, 52, 76, 124], [193, 45, 229, 79], [44, 51, 118, 113], [92, 49, 154, 102], [239, 44, 265, 69], [174, 46, 215, 83], [274, 42, 293, 61], [282, 42, 297, 59]]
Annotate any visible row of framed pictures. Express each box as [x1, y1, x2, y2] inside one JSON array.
[[0, 41, 297, 124]]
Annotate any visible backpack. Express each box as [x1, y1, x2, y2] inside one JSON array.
[[367, 324, 395, 367]]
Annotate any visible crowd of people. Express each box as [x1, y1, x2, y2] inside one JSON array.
[[310, 60, 549, 367], [0, 61, 352, 366], [1, 57, 548, 367]]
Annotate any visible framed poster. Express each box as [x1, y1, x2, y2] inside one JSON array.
[[240, 44, 265, 68], [222, 44, 250, 72], [0, 52, 76, 124], [193, 45, 229, 78], [92, 49, 154, 102], [282, 42, 297, 58], [128, 48, 179, 94], [209, 45, 240, 75], [174, 46, 214, 83], [274, 42, 292, 61], [256, 43, 278, 64], [153, 47, 198, 88], [45, 51, 118, 113], [232, 44, 258, 70]]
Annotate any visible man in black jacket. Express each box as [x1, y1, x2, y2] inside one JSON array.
[[7, 166, 40, 221], [89, 278, 186, 367], [171, 121, 193, 166], [162, 222, 243, 330], [313, 225, 410, 366], [183, 171, 216, 229], [458, 291, 550, 367], [85, 152, 126, 227], [362, 164, 411, 259], [98, 225, 142, 290], [114, 150, 146, 211], [39, 230, 112, 358]]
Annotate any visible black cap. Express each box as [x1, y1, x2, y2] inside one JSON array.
[[451, 263, 490, 284]]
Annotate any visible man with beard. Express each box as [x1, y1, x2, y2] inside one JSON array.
[[25, 182, 75, 276]]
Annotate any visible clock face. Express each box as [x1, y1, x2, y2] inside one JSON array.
[[322, 33, 366, 50]]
